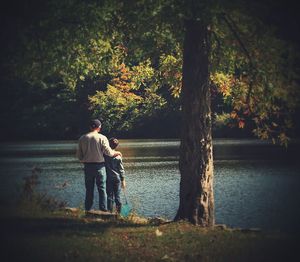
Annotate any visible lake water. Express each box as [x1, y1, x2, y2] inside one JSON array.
[[0, 139, 299, 232]]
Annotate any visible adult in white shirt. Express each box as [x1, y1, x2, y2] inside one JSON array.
[[77, 119, 121, 211]]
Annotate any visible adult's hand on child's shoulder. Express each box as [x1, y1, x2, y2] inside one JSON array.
[[115, 151, 122, 157]]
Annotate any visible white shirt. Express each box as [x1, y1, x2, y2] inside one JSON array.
[[76, 131, 115, 163]]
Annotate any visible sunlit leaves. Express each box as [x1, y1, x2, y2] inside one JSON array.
[[214, 113, 231, 128], [210, 10, 300, 145], [7, 0, 299, 144], [130, 59, 157, 91], [89, 58, 166, 134], [210, 72, 233, 98], [159, 52, 182, 98]]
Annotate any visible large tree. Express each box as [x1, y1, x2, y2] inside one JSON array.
[[175, 17, 214, 225], [2, 0, 299, 225], [118, 0, 299, 225]]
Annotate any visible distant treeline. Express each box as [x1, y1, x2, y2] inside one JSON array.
[[0, 78, 256, 141]]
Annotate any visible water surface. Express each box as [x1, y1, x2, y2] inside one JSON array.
[[0, 139, 299, 231]]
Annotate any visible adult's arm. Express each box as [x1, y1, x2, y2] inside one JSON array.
[[76, 139, 84, 161], [101, 136, 122, 157]]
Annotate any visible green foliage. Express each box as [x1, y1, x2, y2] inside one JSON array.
[[214, 113, 231, 128], [89, 59, 166, 134], [210, 10, 300, 145], [13, 0, 117, 90], [2, 0, 299, 141], [159, 51, 182, 98]]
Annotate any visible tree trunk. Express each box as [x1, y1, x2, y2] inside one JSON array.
[[175, 19, 214, 226]]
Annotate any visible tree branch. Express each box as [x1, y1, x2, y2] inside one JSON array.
[[219, 13, 256, 106], [211, 30, 221, 69]]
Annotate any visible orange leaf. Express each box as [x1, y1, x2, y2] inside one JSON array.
[[230, 111, 237, 119], [238, 120, 245, 129]]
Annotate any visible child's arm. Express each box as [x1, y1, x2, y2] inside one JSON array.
[[118, 157, 126, 188]]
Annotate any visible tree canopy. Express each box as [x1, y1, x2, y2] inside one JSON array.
[[0, 0, 299, 142]]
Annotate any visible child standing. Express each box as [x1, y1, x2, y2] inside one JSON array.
[[104, 138, 126, 213]]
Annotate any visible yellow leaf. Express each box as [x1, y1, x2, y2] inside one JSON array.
[[155, 229, 163, 237]]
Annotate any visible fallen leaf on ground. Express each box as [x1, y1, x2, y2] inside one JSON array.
[[155, 229, 163, 237]]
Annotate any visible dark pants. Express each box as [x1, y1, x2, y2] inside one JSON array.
[[106, 176, 122, 213], [84, 163, 107, 211]]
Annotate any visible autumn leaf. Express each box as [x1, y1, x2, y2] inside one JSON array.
[[243, 109, 250, 115], [155, 229, 163, 237], [238, 120, 245, 128], [230, 111, 237, 119]]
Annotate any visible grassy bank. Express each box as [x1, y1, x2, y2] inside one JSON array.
[[0, 204, 298, 262]]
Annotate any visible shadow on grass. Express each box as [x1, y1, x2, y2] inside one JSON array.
[[0, 209, 299, 262], [0, 215, 148, 238]]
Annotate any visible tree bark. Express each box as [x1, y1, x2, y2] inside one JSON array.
[[175, 19, 214, 226]]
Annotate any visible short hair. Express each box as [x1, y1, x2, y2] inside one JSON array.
[[109, 137, 119, 149], [90, 119, 101, 129]]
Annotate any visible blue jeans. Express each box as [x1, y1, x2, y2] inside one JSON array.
[[106, 176, 122, 212], [84, 163, 107, 211]]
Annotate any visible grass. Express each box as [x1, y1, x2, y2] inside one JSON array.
[[0, 203, 299, 262]]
